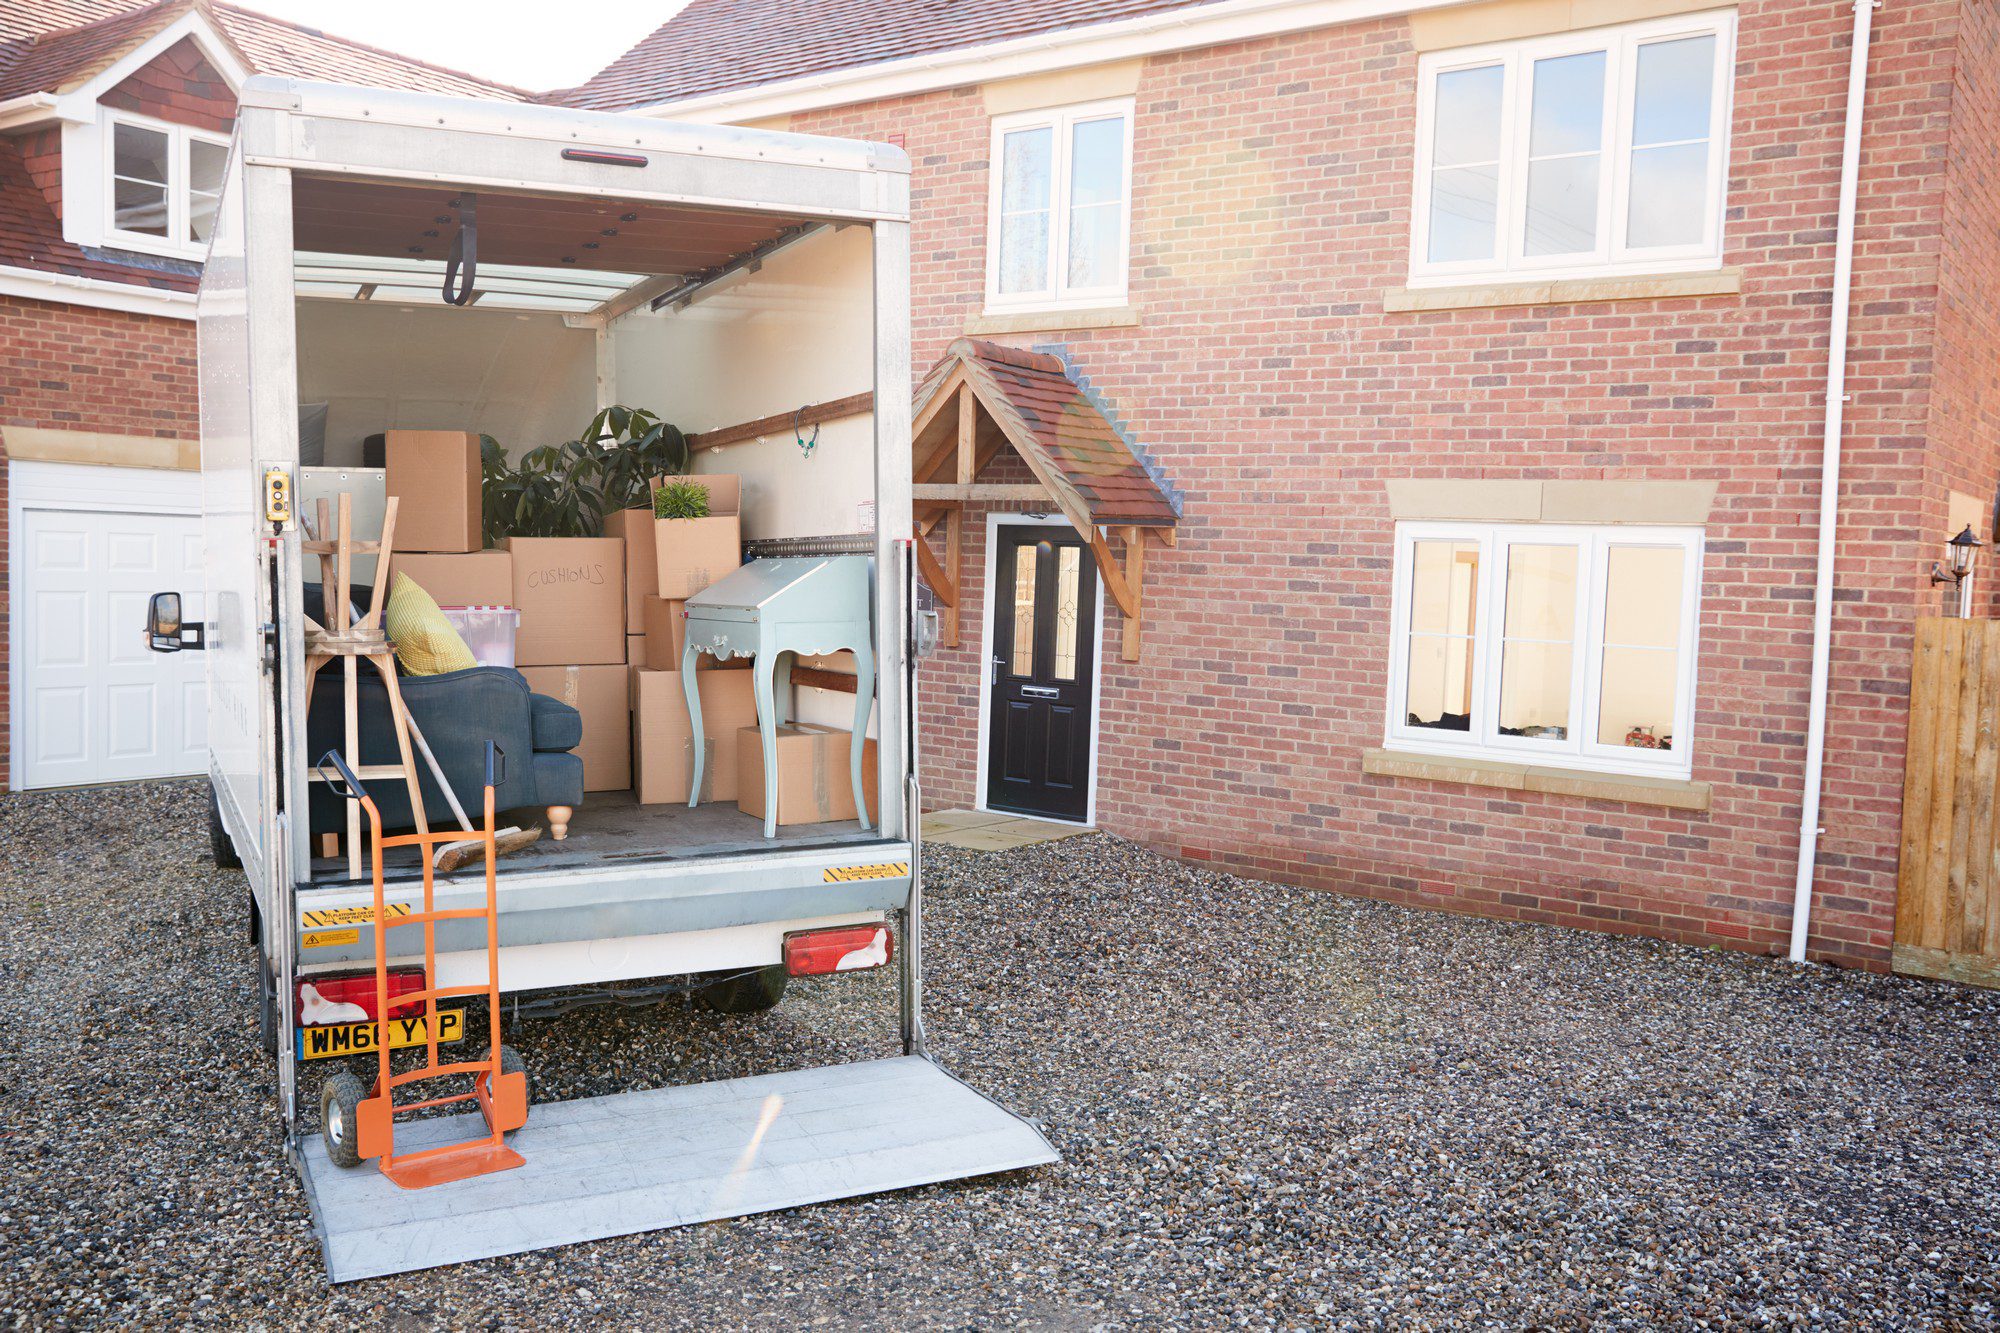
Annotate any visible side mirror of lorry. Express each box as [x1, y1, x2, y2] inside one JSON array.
[[147, 591, 203, 653]]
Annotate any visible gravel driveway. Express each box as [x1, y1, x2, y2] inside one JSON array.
[[4, 779, 1999, 1329]]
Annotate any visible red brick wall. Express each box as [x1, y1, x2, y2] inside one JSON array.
[[790, 0, 1987, 968], [99, 38, 237, 135], [0, 297, 201, 788], [1929, 0, 2000, 617]]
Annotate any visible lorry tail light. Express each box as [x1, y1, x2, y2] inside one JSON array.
[[783, 925, 893, 978], [298, 968, 425, 1025]]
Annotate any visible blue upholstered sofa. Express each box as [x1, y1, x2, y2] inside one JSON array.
[[304, 584, 584, 840]]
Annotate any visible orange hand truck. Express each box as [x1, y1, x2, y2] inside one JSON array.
[[314, 741, 529, 1189]]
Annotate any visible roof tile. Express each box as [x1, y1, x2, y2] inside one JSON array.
[[554, 0, 1217, 111]]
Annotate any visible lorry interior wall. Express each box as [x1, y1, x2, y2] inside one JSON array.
[[612, 223, 880, 736], [295, 300, 597, 467]]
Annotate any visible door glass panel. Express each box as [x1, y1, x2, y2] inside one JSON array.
[[1598, 545, 1685, 749], [1009, 543, 1040, 676], [1404, 539, 1480, 728], [1053, 546, 1082, 680], [1497, 544, 1577, 739], [112, 122, 170, 237]]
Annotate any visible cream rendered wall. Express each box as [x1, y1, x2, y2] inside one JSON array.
[[295, 302, 598, 465], [610, 225, 876, 542]]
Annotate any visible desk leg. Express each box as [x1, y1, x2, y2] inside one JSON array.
[[850, 642, 874, 830], [682, 647, 705, 809], [753, 653, 780, 838]]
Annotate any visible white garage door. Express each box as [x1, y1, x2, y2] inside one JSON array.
[[14, 464, 206, 789]]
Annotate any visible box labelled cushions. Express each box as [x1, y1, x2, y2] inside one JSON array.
[[503, 537, 625, 667]]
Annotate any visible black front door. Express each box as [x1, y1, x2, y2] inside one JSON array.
[[986, 524, 1098, 822]]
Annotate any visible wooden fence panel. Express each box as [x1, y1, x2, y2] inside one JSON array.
[[1895, 617, 2000, 986]]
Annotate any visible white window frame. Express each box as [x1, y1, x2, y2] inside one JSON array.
[[1384, 521, 1704, 779], [1408, 10, 1736, 287], [984, 98, 1135, 315], [102, 110, 230, 260]]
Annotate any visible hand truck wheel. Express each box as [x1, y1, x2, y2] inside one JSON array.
[[475, 1045, 531, 1132], [320, 1070, 367, 1168]]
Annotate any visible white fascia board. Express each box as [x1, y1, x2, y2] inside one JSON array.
[[49, 11, 249, 123], [0, 264, 196, 319], [629, 0, 1474, 124], [0, 94, 62, 131]]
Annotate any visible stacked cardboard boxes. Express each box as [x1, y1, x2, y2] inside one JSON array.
[[631, 668, 758, 804]]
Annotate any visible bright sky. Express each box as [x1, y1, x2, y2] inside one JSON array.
[[241, 1, 689, 92]]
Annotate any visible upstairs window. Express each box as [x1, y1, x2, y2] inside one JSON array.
[[1386, 522, 1703, 778], [1410, 12, 1734, 286], [107, 113, 229, 257], [986, 99, 1133, 312]]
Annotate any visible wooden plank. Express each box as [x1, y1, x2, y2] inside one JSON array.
[[912, 484, 1050, 502], [1945, 622, 1987, 954], [1921, 623, 1966, 952], [944, 507, 963, 648], [793, 665, 858, 695], [1891, 942, 2000, 990], [1897, 618, 1947, 951], [1967, 622, 2000, 957], [688, 392, 873, 453], [913, 532, 956, 607], [1086, 524, 1139, 620], [956, 383, 977, 486], [1120, 525, 1145, 662]]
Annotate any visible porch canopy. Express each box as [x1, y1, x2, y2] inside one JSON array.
[[911, 339, 1178, 661]]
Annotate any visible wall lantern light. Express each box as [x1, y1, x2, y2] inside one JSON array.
[[1931, 524, 1984, 616]]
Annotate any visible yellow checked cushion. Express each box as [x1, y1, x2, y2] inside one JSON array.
[[384, 571, 479, 676]]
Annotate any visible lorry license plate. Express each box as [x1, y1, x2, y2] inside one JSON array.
[[297, 1009, 465, 1060]]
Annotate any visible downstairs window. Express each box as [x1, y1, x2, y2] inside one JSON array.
[[1386, 522, 1702, 778]]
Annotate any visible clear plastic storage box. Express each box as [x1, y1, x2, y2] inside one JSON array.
[[440, 606, 520, 668]]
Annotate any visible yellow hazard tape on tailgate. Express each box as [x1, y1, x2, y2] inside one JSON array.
[[823, 861, 909, 883], [300, 903, 412, 929]]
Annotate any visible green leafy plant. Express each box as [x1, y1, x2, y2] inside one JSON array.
[[592, 405, 691, 513], [652, 479, 712, 521], [480, 405, 690, 544]]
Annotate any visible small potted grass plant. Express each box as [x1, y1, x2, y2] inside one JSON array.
[[651, 474, 741, 597]]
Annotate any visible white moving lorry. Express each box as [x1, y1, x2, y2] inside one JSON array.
[[150, 77, 1054, 1281]]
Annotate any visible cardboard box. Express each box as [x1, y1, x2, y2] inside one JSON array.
[[503, 537, 625, 667], [602, 508, 658, 633], [651, 474, 742, 599], [519, 664, 631, 792], [384, 430, 482, 553], [626, 634, 644, 668], [638, 595, 746, 672], [388, 551, 512, 608], [737, 723, 880, 826], [630, 667, 758, 804]]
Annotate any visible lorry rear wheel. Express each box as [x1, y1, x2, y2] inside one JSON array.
[[694, 965, 788, 1014], [209, 784, 242, 869]]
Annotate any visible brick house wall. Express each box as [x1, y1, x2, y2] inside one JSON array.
[[778, 0, 1994, 968], [0, 296, 202, 788]]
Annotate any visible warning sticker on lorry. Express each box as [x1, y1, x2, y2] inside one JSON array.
[[301, 903, 412, 929], [823, 862, 909, 883]]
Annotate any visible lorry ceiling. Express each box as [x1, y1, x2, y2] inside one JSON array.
[[290, 175, 817, 277], [292, 252, 646, 313]]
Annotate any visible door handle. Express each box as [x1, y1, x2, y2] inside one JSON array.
[[1021, 685, 1059, 699]]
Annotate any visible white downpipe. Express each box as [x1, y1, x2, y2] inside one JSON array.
[[1790, 0, 1880, 964]]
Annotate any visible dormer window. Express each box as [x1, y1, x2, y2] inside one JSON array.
[[107, 113, 229, 257]]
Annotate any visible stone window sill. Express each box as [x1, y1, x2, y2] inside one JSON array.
[[1382, 267, 1742, 313], [964, 304, 1140, 335], [1361, 747, 1711, 811]]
